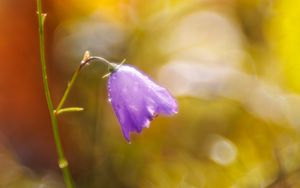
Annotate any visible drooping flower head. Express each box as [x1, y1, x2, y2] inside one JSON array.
[[108, 65, 178, 142]]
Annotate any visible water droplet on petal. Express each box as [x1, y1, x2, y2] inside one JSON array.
[[143, 119, 150, 128], [147, 106, 155, 115]]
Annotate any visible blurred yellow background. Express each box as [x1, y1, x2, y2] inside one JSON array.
[[1, 0, 300, 187]]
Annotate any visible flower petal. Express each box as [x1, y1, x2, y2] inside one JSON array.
[[108, 65, 178, 141]]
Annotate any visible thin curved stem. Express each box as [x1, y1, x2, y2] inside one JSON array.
[[80, 56, 117, 70], [56, 53, 118, 112], [37, 1, 74, 187]]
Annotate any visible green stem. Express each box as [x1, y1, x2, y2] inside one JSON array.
[[55, 54, 120, 113], [37, 1, 74, 187], [56, 67, 80, 113], [55, 107, 84, 115]]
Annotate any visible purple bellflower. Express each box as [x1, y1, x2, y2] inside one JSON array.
[[107, 65, 178, 142]]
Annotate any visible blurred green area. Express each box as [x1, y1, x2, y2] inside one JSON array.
[[2, 0, 300, 187]]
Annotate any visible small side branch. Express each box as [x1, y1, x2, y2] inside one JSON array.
[[55, 107, 84, 115]]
